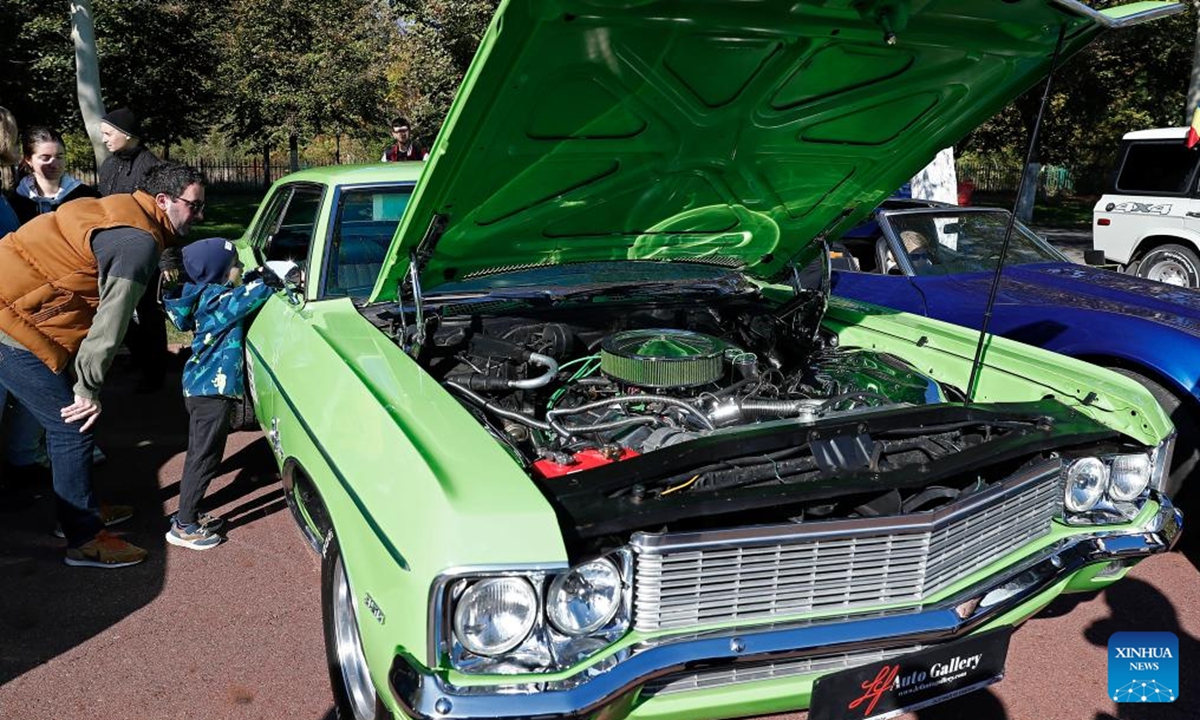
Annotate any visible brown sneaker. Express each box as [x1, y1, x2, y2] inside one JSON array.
[[64, 530, 148, 568]]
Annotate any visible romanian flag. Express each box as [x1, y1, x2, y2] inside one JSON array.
[[1188, 104, 1200, 149]]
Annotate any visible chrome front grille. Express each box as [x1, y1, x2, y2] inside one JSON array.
[[633, 463, 1062, 632], [641, 644, 924, 697]]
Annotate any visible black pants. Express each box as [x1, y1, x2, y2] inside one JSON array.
[[177, 396, 233, 527], [126, 275, 168, 387]]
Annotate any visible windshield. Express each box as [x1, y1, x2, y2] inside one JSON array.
[[326, 186, 413, 298], [883, 210, 1066, 276]]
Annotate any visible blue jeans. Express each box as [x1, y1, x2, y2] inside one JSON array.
[[0, 392, 46, 466], [0, 342, 100, 546]]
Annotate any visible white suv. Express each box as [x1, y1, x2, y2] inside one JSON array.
[[1093, 127, 1200, 287]]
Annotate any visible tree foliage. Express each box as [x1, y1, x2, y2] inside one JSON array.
[[0, 0, 1197, 179], [960, 7, 1196, 190], [92, 0, 224, 150], [0, 0, 221, 154], [216, 0, 391, 149], [384, 0, 499, 150]]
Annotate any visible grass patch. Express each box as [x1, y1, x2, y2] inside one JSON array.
[[193, 187, 265, 240]]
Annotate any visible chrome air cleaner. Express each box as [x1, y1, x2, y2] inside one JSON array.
[[600, 329, 726, 388]]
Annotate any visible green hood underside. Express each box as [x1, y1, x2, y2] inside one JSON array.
[[372, 0, 1180, 301]]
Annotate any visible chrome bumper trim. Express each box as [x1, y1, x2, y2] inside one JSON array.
[[390, 497, 1181, 720]]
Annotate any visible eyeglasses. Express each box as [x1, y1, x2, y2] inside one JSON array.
[[173, 196, 205, 213]]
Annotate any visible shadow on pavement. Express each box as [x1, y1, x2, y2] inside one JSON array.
[[0, 369, 186, 685], [913, 686, 1008, 720], [1085, 577, 1197, 720], [0, 358, 285, 686]]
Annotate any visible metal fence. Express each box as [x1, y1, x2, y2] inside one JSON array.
[[955, 159, 1104, 196], [956, 159, 1081, 197], [67, 157, 311, 189], [67, 154, 1100, 195]]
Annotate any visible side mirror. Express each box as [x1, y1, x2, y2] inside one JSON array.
[[265, 260, 305, 305]]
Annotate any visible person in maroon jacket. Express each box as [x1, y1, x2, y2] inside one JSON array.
[[380, 117, 427, 162]]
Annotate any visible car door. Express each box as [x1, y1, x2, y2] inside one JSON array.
[[244, 182, 327, 436]]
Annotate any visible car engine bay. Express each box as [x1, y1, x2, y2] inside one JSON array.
[[365, 277, 1118, 549]]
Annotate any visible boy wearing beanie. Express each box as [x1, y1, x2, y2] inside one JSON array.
[[162, 238, 277, 549]]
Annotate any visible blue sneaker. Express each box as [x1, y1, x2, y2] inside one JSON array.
[[168, 512, 225, 532], [166, 521, 222, 550]]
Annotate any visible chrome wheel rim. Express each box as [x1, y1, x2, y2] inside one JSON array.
[[1146, 258, 1191, 287], [333, 554, 378, 720]]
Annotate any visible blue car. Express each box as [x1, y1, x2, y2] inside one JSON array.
[[832, 205, 1200, 497]]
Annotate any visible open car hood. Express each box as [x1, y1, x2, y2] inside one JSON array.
[[371, 0, 1180, 301]]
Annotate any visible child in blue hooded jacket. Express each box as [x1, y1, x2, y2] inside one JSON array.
[[162, 238, 276, 549]]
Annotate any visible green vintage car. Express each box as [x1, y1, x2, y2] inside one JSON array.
[[240, 2, 1184, 719]]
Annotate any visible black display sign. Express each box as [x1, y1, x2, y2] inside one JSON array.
[[809, 627, 1013, 720]]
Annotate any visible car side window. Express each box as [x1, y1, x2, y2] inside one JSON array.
[[1115, 141, 1199, 196], [249, 187, 293, 250], [264, 185, 324, 265], [322, 187, 413, 298]]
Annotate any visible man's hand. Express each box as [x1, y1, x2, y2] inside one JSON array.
[[61, 395, 102, 432]]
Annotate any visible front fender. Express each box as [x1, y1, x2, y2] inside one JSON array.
[[825, 297, 1173, 447], [248, 297, 567, 689]]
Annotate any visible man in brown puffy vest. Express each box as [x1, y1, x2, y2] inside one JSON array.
[[0, 161, 205, 568]]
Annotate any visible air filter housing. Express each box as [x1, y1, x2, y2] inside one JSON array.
[[600, 329, 726, 388]]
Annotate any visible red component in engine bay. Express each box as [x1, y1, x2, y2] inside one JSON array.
[[533, 447, 640, 479]]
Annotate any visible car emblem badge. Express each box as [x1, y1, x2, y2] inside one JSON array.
[[364, 593, 385, 625]]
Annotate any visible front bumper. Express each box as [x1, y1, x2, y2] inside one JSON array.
[[390, 497, 1182, 720]]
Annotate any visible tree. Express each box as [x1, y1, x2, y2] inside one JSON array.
[[962, 7, 1194, 195], [385, 0, 499, 149], [93, 0, 225, 157], [217, 0, 391, 171]]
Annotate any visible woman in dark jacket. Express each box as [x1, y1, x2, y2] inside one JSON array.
[[10, 127, 100, 225], [97, 108, 160, 196]]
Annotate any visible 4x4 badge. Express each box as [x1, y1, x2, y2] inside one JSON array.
[[1110, 201, 1172, 215]]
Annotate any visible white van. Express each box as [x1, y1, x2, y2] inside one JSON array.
[[1093, 127, 1200, 287]]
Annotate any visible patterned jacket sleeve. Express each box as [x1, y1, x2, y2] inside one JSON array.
[[205, 280, 276, 330]]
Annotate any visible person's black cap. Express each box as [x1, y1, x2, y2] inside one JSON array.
[[183, 238, 239, 285], [101, 108, 139, 138]]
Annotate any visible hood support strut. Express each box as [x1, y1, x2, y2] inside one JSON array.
[[966, 23, 1067, 401]]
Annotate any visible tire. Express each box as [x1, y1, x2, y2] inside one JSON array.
[[323, 536, 390, 720], [1109, 367, 1197, 500], [1134, 243, 1200, 288]]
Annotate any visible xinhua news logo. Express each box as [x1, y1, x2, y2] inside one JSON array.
[[1108, 632, 1178, 703]]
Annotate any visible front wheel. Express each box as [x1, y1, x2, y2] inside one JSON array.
[[1110, 368, 1196, 500], [1135, 244, 1200, 288], [323, 536, 389, 720]]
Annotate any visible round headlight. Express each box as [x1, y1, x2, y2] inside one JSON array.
[[1109, 453, 1152, 501], [1065, 457, 1108, 512], [547, 558, 622, 636], [453, 578, 537, 656]]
